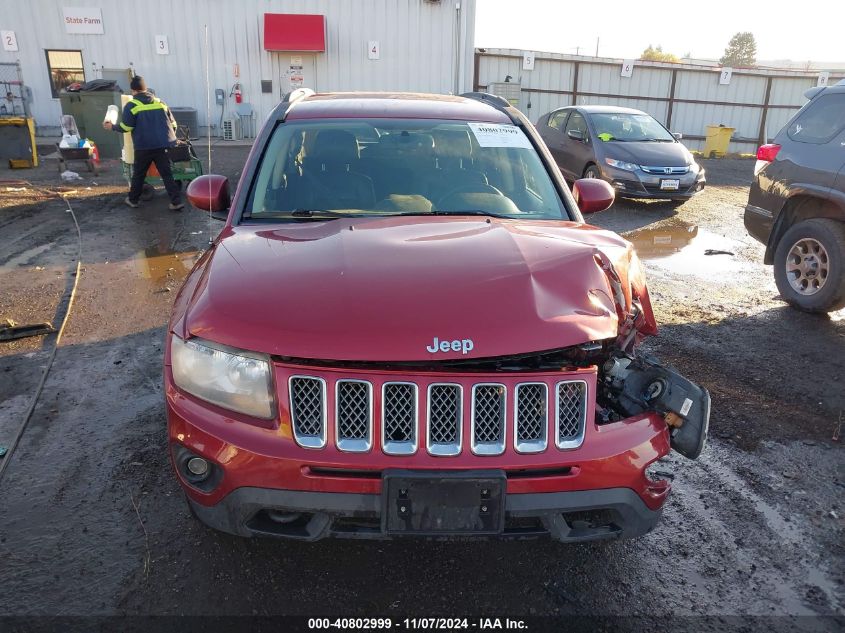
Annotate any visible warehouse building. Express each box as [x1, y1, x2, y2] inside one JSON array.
[[0, 0, 476, 135]]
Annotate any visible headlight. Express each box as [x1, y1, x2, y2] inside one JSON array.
[[604, 157, 638, 171], [170, 336, 275, 419]]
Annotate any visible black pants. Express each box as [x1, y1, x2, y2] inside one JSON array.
[[129, 147, 182, 204]]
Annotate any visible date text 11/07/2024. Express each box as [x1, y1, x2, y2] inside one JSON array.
[[307, 618, 528, 630]]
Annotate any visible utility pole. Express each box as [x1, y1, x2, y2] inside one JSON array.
[[595, 37, 600, 57]]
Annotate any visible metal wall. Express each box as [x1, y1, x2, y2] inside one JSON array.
[[476, 48, 844, 153], [0, 0, 476, 134]]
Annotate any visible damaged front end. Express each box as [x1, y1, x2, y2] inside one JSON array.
[[600, 353, 710, 459], [592, 247, 710, 460]]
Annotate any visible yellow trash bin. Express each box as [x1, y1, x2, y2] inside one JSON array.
[[703, 125, 735, 158]]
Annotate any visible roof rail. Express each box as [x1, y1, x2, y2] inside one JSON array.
[[283, 87, 315, 104], [280, 88, 314, 120], [460, 91, 512, 112]]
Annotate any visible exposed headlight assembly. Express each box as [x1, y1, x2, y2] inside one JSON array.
[[171, 336, 275, 419], [604, 157, 638, 171]]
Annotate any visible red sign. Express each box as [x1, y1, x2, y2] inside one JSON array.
[[263, 14, 326, 52]]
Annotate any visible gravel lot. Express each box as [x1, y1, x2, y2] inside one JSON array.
[[0, 147, 842, 629]]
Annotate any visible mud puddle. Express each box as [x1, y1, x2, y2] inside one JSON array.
[[0, 241, 57, 270], [624, 220, 750, 277], [129, 246, 201, 283]]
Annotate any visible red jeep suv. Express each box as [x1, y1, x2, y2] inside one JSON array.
[[167, 90, 709, 541]]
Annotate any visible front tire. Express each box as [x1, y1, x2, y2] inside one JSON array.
[[773, 218, 845, 313], [583, 165, 600, 179]]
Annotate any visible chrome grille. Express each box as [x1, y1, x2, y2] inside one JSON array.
[[336, 380, 372, 452], [288, 372, 588, 454], [641, 165, 689, 175], [515, 383, 548, 453], [556, 381, 587, 449], [382, 382, 417, 455], [471, 384, 505, 455], [289, 376, 326, 448], [427, 384, 462, 456]]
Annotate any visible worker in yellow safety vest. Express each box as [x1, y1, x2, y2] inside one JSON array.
[[103, 75, 184, 210]]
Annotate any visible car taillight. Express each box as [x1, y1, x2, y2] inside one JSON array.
[[756, 144, 781, 162]]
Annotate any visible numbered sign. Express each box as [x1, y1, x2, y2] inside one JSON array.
[[719, 67, 733, 85], [155, 34, 169, 55], [621, 60, 634, 78], [368, 40, 380, 60], [818, 71, 830, 87], [523, 51, 535, 71], [1, 31, 18, 52]]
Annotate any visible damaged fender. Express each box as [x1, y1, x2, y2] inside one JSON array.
[[596, 246, 710, 460]]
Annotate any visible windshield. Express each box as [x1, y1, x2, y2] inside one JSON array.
[[591, 112, 675, 142], [244, 118, 566, 220]]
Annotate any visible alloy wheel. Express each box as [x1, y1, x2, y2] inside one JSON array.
[[785, 237, 829, 295]]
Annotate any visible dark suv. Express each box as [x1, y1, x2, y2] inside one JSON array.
[[745, 79, 845, 312]]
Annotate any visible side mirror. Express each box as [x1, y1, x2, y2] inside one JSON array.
[[186, 175, 230, 218], [572, 178, 615, 214], [672, 132, 683, 140], [567, 129, 585, 141]]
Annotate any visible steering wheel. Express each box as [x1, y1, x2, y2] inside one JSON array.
[[436, 183, 504, 209]]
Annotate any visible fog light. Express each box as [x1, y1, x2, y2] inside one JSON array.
[[613, 180, 625, 189], [186, 457, 209, 477]]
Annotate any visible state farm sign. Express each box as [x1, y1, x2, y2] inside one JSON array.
[[62, 7, 104, 34]]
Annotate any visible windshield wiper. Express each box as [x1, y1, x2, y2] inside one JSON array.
[[431, 210, 516, 219], [247, 209, 373, 221], [288, 209, 350, 218], [248, 209, 520, 222]]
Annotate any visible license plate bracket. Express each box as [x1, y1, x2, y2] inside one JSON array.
[[660, 178, 681, 191], [382, 470, 506, 535]]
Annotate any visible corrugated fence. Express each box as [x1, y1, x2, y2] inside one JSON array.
[[474, 48, 845, 154]]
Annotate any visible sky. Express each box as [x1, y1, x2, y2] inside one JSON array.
[[474, 0, 843, 65]]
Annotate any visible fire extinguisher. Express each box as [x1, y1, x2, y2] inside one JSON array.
[[233, 83, 242, 104]]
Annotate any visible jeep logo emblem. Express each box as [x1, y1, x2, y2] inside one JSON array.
[[426, 337, 474, 355]]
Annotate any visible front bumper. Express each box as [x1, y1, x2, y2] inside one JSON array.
[[188, 484, 662, 542], [166, 360, 672, 542], [601, 164, 706, 200]]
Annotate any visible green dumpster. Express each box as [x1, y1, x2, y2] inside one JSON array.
[[59, 90, 125, 159]]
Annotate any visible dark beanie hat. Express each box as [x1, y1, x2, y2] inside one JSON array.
[[130, 75, 147, 91]]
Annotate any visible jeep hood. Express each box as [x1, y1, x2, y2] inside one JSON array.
[[180, 217, 655, 361]]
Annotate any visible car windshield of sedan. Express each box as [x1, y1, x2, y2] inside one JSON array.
[[591, 113, 675, 143], [244, 118, 567, 220]]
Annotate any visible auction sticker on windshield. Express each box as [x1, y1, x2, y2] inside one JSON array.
[[467, 122, 534, 149]]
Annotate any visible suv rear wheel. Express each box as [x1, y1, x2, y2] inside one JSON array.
[[774, 218, 845, 312]]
